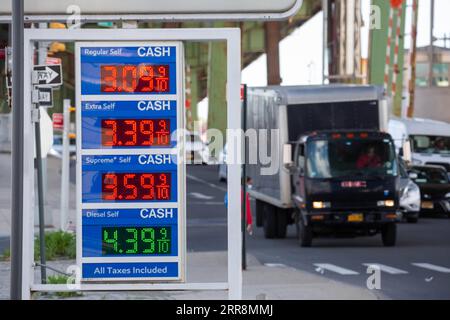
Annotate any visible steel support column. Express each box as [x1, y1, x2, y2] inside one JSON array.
[[264, 21, 282, 85]]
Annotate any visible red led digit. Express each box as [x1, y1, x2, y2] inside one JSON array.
[[140, 174, 155, 200], [156, 119, 170, 145], [102, 120, 117, 146], [122, 65, 137, 92], [138, 65, 154, 92], [123, 174, 138, 200], [101, 119, 170, 147], [123, 120, 137, 146], [103, 174, 118, 200], [100, 64, 169, 93], [157, 173, 170, 200], [101, 66, 117, 92], [102, 173, 171, 201], [140, 120, 154, 146], [158, 66, 167, 77]]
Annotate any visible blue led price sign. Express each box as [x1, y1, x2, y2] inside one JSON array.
[[76, 42, 185, 282]]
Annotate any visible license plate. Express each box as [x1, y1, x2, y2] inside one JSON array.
[[348, 213, 364, 222], [421, 201, 434, 209]]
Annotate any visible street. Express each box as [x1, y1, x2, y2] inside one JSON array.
[[186, 165, 450, 300], [0, 156, 449, 299]]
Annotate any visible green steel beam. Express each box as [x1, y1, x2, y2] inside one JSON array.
[[207, 23, 228, 143], [369, 0, 407, 117]]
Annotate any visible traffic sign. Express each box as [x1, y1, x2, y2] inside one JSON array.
[[34, 108, 54, 159], [37, 87, 53, 107], [33, 64, 63, 86], [76, 42, 185, 282], [52, 113, 64, 130]]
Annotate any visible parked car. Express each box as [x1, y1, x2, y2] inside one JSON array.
[[408, 165, 450, 217], [49, 134, 76, 159], [398, 157, 421, 223], [218, 142, 228, 182]]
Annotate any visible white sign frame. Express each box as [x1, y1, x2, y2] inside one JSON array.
[[20, 28, 242, 300], [75, 41, 186, 283], [0, 0, 303, 22]]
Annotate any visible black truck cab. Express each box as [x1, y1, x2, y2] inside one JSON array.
[[292, 130, 401, 247]]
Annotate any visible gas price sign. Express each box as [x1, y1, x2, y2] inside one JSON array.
[[76, 42, 185, 282]]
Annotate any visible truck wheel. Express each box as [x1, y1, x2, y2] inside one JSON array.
[[297, 219, 313, 247], [263, 203, 277, 239], [276, 208, 288, 239], [255, 200, 264, 227], [406, 216, 418, 223], [381, 223, 397, 247]]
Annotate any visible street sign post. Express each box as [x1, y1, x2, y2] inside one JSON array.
[[76, 42, 186, 282], [37, 87, 53, 107], [52, 112, 63, 130], [32, 64, 62, 86]]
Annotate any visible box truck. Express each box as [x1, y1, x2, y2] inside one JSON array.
[[246, 85, 401, 247]]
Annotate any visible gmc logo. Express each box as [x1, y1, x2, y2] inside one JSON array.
[[341, 181, 367, 188]]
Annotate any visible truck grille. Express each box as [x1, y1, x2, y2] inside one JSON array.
[[331, 201, 378, 210]]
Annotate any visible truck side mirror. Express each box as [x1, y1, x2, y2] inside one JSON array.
[[283, 143, 297, 174]]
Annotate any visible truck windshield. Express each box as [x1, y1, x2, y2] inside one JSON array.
[[306, 138, 398, 179], [411, 135, 450, 155]]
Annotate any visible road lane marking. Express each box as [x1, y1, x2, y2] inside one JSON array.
[[187, 174, 227, 192], [189, 192, 215, 200], [363, 263, 408, 275], [412, 263, 450, 273], [313, 263, 359, 275]]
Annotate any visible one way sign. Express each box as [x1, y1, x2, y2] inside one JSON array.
[[33, 64, 63, 86]]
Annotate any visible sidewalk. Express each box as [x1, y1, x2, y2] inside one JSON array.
[[0, 251, 383, 300], [0, 153, 77, 239]]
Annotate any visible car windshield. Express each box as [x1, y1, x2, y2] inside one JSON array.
[[410, 167, 449, 185], [306, 138, 398, 179], [411, 135, 450, 155]]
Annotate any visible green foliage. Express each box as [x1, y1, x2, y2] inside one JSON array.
[[47, 275, 82, 298], [1, 248, 10, 261], [35, 231, 76, 261]]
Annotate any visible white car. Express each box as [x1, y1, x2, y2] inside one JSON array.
[[218, 143, 228, 182], [398, 157, 421, 223], [49, 134, 76, 159]]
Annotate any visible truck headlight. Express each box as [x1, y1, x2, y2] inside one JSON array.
[[412, 158, 422, 165], [446, 193, 450, 199], [377, 200, 395, 207], [312, 201, 331, 209]]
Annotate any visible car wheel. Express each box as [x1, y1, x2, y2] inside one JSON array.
[[381, 223, 397, 247]]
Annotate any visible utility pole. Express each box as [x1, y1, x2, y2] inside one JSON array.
[[407, 0, 419, 118], [11, 0, 24, 300], [428, 0, 435, 87]]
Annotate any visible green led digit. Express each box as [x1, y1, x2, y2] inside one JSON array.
[[157, 227, 170, 253], [103, 228, 118, 253], [160, 227, 168, 239], [125, 228, 138, 254], [141, 227, 155, 254]]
